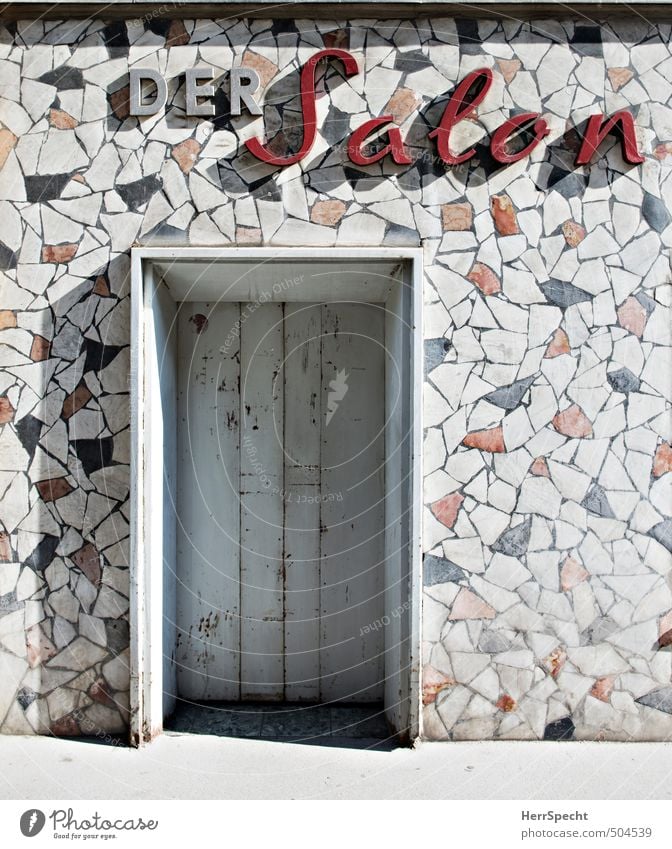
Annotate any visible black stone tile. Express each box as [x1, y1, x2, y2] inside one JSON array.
[[0, 241, 17, 271], [38, 66, 84, 91], [394, 49, 433, 73], [544, 716, 575, 740], [17, 687, 37, 710], [492, 517, 532, 557], [72, 437, 114, 475], [0, 590, 23, 615], [425, 338, 450, 375], [607, 367, 640, 394], [642, 192, 671, 232], [636, 687, 672, 714], [384, 223, 420, 245], [25, 535, 60, 572], [423, 554, 465, 586], [24, 173, 71, 203], [634, 291, 656, 316], [580, 616, 619, 645], [143, 223, 189, 245], [540, 280, 593, 308], [546, 169, 586, 199], [484, 376, 535, 411], [581, 484, 615, 518], [116, 176, 162, 211], [321, 104, 350, 147], [165, 702, 388, 741], [84, 339, 125, 375], [649, 518, 672, 552], [105, 619, 130, 654]]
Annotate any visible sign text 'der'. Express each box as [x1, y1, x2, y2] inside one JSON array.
[[131, 48, 645, 169]]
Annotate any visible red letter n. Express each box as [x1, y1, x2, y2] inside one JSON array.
[[575, 111, 644, 165]]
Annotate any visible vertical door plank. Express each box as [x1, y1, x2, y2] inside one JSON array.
[[176, 302, 240, 700], [283, 304, 321, 701], [239, 303, 285, 699], [320, 302, 386, 702]]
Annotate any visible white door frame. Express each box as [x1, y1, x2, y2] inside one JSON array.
[[129, 247, 423, 746]]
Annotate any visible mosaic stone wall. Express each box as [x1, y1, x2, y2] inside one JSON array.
[[0, 15, 671, 741]]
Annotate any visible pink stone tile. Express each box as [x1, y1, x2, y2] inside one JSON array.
[[449, 587, 496, 620], [49, 109, 78, 129], [26, 625, 57, 668], [467, 262, 501, 295], [617, 296, 648, 338], [36, 477, 74, 503], [491, 193, 519, 235], [441, 202, 473, 231], [310, 199, 346, 226], [462, 426, 505, 453], [496, 59, 521, 84], [0, 310, 16, 330], [0, 128, 17, 170], [30, 335, 51, 362], [607, 67, 633, 91], [560, 555, 588, 591], [71, 543, 102, 587], [0, 396, 15, 424], [422, 665, 455, 705], [171, 138, 201, 174], [496, 693, 516, 712], [430, 492, 464, 528], [544, 328, 570, 358], [562, 220, 586, 247], [590, 676, 615, 702], [384, 87, 419, 124], [42, 244, 78, 264], [531, 457, 550, 477], [166, 20, 190, 46], [544, 646, 567, 679], [653, 443, 672, 478], [242, 50, 278, 89], [552, 405, 592, 438]]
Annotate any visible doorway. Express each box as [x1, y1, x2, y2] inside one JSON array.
[[130, 248, 422, 745]]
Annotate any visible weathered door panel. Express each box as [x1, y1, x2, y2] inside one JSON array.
[[176, 302, 241, 700], [283, 304, 322, 701], [176, 301, 385, 703], [320, 303, 386, 702]]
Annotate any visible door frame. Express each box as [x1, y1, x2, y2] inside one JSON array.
[[129, 247, 423, 746]]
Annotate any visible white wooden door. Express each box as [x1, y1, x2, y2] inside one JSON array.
[[176, 301, 385, 702]]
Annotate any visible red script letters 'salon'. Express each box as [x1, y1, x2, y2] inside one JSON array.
[[244, 51, 644, 168], [245, 49, 360, 166]]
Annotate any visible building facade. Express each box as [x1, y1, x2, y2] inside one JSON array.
[[1, 2, 671, 744]]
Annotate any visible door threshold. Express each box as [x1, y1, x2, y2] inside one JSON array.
[[164, 700, 398, 747]]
